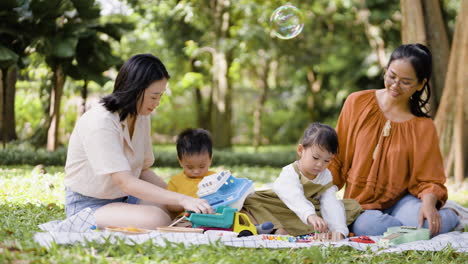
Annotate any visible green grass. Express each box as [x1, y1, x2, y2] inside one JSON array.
[[1, 166, 467, 263]]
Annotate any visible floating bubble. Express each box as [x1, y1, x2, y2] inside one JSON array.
[[270, 4, 304, 40]]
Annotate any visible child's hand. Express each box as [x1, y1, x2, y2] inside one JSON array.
[[307, 214, 328, 233], [179, 196, 214, 214]]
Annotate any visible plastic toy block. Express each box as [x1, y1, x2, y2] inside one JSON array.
[[186, 206, 237, 228], [197, 170, 254, 210], [379, 226, 430, 247]]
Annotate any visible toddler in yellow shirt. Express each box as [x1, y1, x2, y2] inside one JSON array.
[[167, 128, 274, 233], [167, 128, 216, 201]]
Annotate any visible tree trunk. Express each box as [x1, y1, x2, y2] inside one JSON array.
[[306, 70, 322, 122], [47, 64, 65, 151], [0, 69, 4, 147], [194, 85, 209, 129], [435, 0, 467, 183], [357, 1, 387, 68], [210, 0, 232, 149], [79, 79, 89, 116], [253, 51, 270, 149], [210, 50, 232, 149], [190, 59, 209, 129], [0, 65, 18, 144], [453, 67, 464, 184], [452, 0, 467, 184], [464, 118, 468, 179], [421, 0, 450, 115], [401, 0, 427, 44], [401, 0, 450, 116]]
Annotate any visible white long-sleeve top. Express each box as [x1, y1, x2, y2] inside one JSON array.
[[272, 162, 349, 237]]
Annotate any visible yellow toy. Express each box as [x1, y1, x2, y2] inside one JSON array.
[[233, 212, 258, 235]]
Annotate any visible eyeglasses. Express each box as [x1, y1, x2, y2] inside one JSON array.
[[384, 73, 418, 90]]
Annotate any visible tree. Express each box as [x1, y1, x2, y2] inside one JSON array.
[[434, 0, 467, 184], [66, 21, 133, 114], [400, 0, 450, 116], [0, 0, 36, 144], [28, 0, 131, 150], [131, 0, 236, 148], [401, 0, 466, 183]]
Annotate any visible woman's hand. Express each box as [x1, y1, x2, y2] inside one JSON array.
[[307, 214, 328, 233], [419, 193, 441, 235], [179, 196, 214, 214]]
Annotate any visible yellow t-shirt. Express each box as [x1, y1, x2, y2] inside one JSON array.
[[167, 171, 217, 197]]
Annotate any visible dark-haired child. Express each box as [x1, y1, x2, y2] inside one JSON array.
[[168, 128, 275, 233], [167, 128, 217, 213], [243, 123, 362, 238]]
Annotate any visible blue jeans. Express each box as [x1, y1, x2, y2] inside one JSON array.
[[65, 188, 140, 217], [350, 194, 459, 236]]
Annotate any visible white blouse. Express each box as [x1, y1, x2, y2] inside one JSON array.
[[65, 103, 154, 199]]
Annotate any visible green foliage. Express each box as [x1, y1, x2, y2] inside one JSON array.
[[6, 0, 463, 149], [14, 84, 43, 138], [14, 62, 83, 142], [0, 44, 19, 68], [154, 148, 296, 168], [0, 144, 295, 167], [118, 0, 404, 145], [0, 146, 66, 166], [0, 166, 467, 263], [213, 150, 296, 168]]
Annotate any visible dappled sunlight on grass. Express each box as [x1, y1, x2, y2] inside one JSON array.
[[1, 165, 467, 263], [3, 165, 466, 206], [0, 167, 65, 206], [447, 179, 468, 207]]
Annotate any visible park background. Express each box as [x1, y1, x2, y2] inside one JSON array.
[[0, 0, 467, 263]]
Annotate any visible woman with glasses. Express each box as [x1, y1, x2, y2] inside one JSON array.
[[329, 44, 461, 236]]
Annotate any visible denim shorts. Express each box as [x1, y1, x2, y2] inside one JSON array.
[[65, 188, 140, 217]]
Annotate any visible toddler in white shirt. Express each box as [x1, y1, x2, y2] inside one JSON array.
[[274, 122, 348, 238], [243, 122, 362, 238]]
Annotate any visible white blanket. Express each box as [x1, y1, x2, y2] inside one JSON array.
[[34, 208, 468, 253]]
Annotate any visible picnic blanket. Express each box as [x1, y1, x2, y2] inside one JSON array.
[[34, 208, 468, 253]]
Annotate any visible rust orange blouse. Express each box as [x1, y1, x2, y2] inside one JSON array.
[[329, 89, 447, 210]]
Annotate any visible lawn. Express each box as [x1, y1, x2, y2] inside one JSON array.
[[1, 165, 467, 263]]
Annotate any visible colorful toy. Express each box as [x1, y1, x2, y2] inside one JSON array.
[[186, 206, 236, 228], [379, 226, 430, 247], [233, 211, 257, 235], [261, 231, 343, 243], [197, 171, 254, 210], [349, 236, 375, 244], [164, 171, 257, 236], [186, 205, 258, 236]]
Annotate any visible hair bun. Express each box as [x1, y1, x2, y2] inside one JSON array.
[[414, 43, 431, 57]]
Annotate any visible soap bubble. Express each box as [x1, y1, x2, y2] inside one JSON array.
[[270, 4, 304, 40]]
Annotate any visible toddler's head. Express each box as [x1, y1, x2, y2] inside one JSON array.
[[297, 123, 338, 179], [176, 128, 213, 178]]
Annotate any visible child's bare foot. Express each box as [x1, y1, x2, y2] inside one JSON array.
[[274, 228, 289, 235]]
